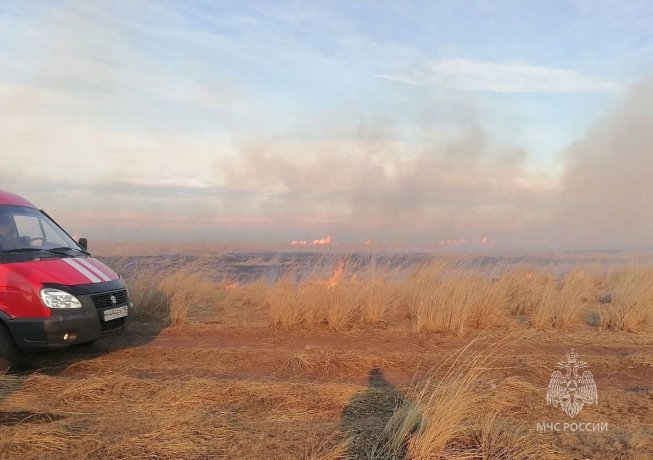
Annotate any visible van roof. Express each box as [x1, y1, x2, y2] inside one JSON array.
[[0, 190, 37, 208]]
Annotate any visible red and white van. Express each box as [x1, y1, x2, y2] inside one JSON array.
[[0, 190, 132, 371]]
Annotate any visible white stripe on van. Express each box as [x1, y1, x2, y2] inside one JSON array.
[[63, 258, 101, 283], [76, 258, 112, 282]]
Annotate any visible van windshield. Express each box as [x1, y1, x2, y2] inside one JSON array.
[[0, 205, 82, 254]]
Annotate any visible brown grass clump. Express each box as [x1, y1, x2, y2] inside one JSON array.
[[267, 266, 401, 330], [105, 256, 167, 320], [502, 267, 553, 316], [410, 271, 506, 335], [530, 269, 590, 330], [381, 341, 564, 460], [265, 260, 653, 335], [121, 259, 217, 326], [125, 273, 168, 321], [357, 277, 396, 325], [158, 268, 217, 325], [600, 267, 653, 332], [267, 276, 334, 329]]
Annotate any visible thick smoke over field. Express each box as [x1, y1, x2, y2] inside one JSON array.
[[1, 0, 650, 248], [550, 78, 653, 249], [220, 78, 653, 249], [3, 77, 651, 248], [222, 124, 552, 243]]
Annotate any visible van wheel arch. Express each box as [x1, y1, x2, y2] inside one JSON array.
[[0, 324, 21, 373]]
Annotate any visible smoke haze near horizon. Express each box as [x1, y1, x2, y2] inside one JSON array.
[[1, 2, 653, 250]]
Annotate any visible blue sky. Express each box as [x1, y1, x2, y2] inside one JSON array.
[[1, 1, 653, 248]]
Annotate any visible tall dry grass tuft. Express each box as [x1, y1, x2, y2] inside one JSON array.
[[502, 267, 552, 316], [120, 258, 217, 326], [386, 341, 495, 456], [267, 274, 361, 331], [411, 276, 465, 335], [600, 267, 653, 332], [410, 271, 506, 335], [382, 340, 563, 459], [357, 273, 397, 325], [267, 275, 303, 329], [324, 282, 358, 330], [531, 269, 590, 330], [461, 409, 562, 459], [108, 256, 169, 321], [158, 268, 217, 325], [466, 275, 507, 330], [267, 260, 403, 330]]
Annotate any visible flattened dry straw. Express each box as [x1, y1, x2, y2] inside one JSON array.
[[1, 374, 234, 458], [1, 372, 356, 459]]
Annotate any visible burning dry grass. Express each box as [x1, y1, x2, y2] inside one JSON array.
[[267, 274, 402, 331], [105, 250, 653, 336], [1, 252, 652, 459], [260, 259, 653, 336]]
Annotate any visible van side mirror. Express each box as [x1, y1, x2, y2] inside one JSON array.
[[78, 237, 88, 251]]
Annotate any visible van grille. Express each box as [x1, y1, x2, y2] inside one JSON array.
[[91, 289, 128, 309], [100, 317, 127, 334]]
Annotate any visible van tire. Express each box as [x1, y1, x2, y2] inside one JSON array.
[[0, 326, 20, 373]]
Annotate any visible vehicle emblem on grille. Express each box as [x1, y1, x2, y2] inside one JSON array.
[[110, 295, 117, 305]]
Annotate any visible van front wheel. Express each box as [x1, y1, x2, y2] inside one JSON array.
[[0, 326, 20, 373]]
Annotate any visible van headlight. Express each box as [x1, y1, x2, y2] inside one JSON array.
[[40, 288, 82, 309]]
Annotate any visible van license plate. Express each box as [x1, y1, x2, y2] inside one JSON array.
[[103, 306, 128, 321]]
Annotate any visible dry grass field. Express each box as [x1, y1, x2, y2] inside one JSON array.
[[1, 253, 652, 459]]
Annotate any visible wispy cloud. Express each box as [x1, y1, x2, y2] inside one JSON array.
[[376, 59, 618, 93]]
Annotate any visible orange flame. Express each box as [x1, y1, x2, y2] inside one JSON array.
[[290, 235, 334, 246], [318, 257, 345, 288]]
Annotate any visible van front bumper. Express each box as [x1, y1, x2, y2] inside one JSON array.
[[5, 302, 133, 352], [6, 311, 105, 351], [7, 310, 130, 351], [6, 280, 131, 351]]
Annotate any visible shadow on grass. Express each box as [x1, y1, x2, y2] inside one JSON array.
[[341, 368, 417, 460]]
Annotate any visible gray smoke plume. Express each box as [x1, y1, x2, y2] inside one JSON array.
[[550, 78, 653, 249]]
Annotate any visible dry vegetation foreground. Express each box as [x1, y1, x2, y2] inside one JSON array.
[[1, 256, 652, 459]]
